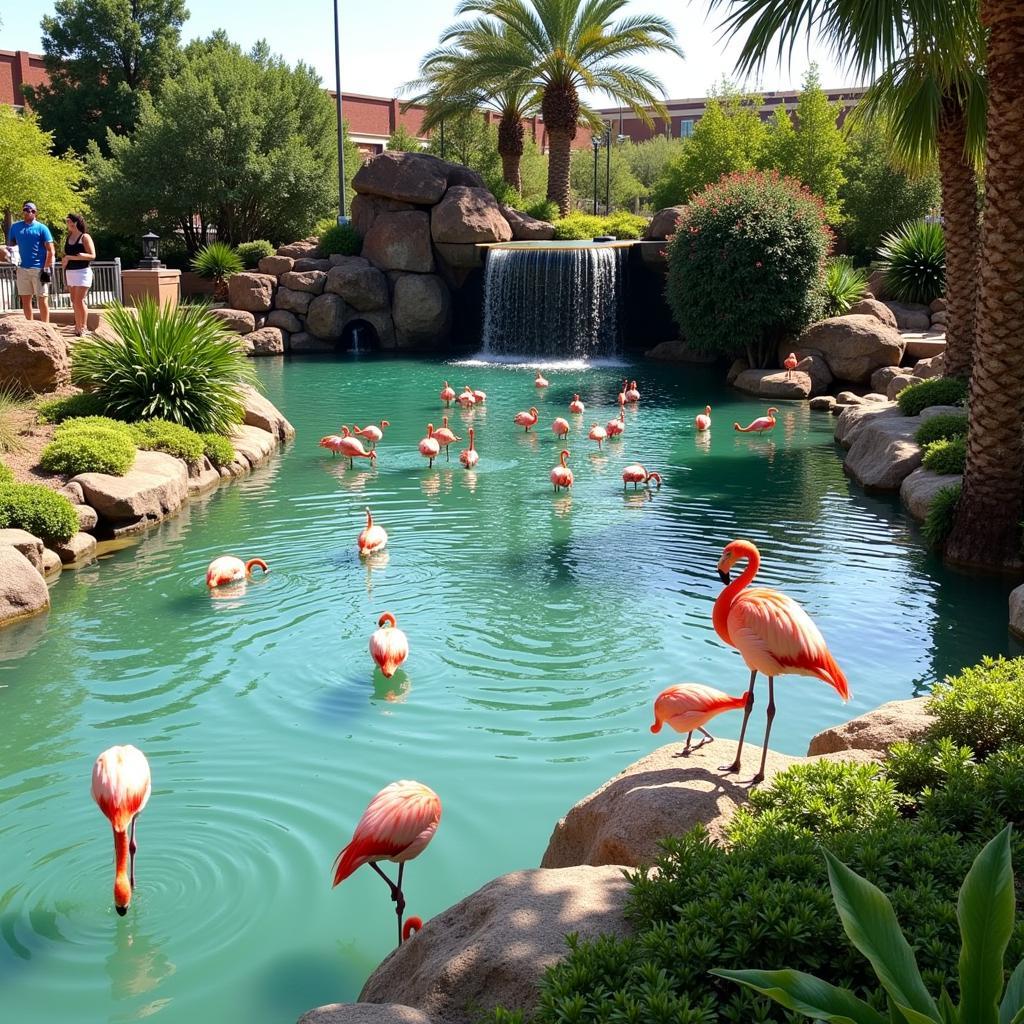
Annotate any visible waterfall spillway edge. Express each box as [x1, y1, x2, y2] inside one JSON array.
[[481, 245, 625, 359]]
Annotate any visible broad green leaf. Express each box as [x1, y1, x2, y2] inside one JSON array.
[[824, 849, 940, 1023], [711, 968, 887, 1024], [893, 1005, 948, 1024], [1010, 1010, 1024, 1024], [959, 826, 1014, 1024], [938, 987, 958, 1024], [1001, 955, 1024, 1024]]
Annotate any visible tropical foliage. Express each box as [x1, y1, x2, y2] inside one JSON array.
[[821, 257, 869, 317], [923, 484, 961, 548], [550, 212, 647, 240], [878, 219, 946, 304], [191, 242, 243, 300], [236, 240, 274, 269], [915, 413, 968, 447], [923, 436, 967, 475]]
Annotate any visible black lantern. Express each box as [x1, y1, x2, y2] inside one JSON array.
[[139, 231, 161, 269]]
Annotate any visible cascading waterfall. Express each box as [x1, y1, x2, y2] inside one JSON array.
[[481, 243, 625, 358]]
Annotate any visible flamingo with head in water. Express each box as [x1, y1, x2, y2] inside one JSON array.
[[332, 779, 441, 947], [354, 421, 390, 449], [370, 612, 409, 678], [734, 408, 778, 434], [432, 416, 461, 461], [588, 423, 607, 449], [695, 405, 712, 431], [206, 555, 269, 587], [358, 508, 388, 556], [336, 427, 378, 468], [569, 394, 585, 414], [472, 388, 486, 403], [714, 539, 849, 783], [650, 684, 747, 754], [419, 424, 440, 467], [621, 464, 661, 490], [459, 427, 479, 468], [550, 449, 573, 491], [513, 407, 539, 432], [456, 387, 476, 409], [440, 382, 456, 406], [92, 745, 152, 915], [552, 417, 570, 441]]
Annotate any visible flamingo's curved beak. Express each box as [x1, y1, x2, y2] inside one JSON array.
[[717, 567, 731, 585], [115, 904, 128, 917]]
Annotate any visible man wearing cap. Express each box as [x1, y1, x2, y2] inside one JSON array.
[[5, 203, 56, 322]]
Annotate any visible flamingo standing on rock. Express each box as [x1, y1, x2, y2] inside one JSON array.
[[332, 779, 441, 947], [569, 394, 585, 414], [650, 684, 747, 754], [206, 555, 269, 588], [552, 417, 570, 441], [695, 405, 712, 431], [459, 427, 479, 468], [440, 382, 456, 406], [734, 408, 778, 434], [418, 424, 441, 467], [550, 449, 573, 491], [358, 508, 388, 556], [456, 387, 476, 409], [535, 373, 550, 388], [354, 421, 390, 449], [370, 612, 409, 678], [92, 745, 152, 915], [621, 464, 661, 490], [625, 380, 641, 403], [432, 416, 461, 461], [784, 352, 799, 378], [714, 539, 850, 783], [513, 407, 539, 432]]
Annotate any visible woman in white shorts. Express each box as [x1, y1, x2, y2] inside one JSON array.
[[62, 213, 96, 336]]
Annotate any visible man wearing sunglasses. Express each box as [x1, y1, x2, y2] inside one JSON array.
[[5, 202, 56, 322]]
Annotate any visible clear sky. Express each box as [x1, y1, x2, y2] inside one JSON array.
[[0, 0, 854, 103]]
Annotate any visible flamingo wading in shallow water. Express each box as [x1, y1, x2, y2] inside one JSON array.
[[459, 427, 479, 468], [92, 745, 152, 915], [354, 421, 389, 449], [714, 540, 850, 783], [513, 407, 539, 432], [651, 684, 747, 754], [535, 372, 549, 388], [472, 388, 487, 404], [734, 408, 778, 434], [206, 556, 268, 588], [456, 387, 476, 409], [550, 449, 573, 491], [552, 417, 570, 441], [332, 780, 441, 946], [569, 394, 585, 414], [370, 612, 409, 678], [695, 405, 711, 431], [440, 381, 456, 407], [606, 407, 625, 438], [621, 464, 661, 490], [588, 423, 607, 449], [432, 416, 461, 461], [419, 424, 441, 467], [625, 380, 640, 403], [358, 508, 388, 556]]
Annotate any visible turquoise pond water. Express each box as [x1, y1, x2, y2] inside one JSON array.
[[1, 355, 1020, 1023]]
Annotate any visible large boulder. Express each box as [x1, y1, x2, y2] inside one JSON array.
[[644, 339, 717, 364], [0, 545, 49, 627], [884, 300, 932, 331], [796, 315, 904, 383], [847, 298, 898, 329], [226, 272, 276, 313], [293, 257, 332, 273], [267, 309, 303, 333], [299, 1006, 436, 1024], [733, 368, 812, 400], [353, 151, 451, 205], [244, 326, 285, 356], [808, 697, 935, 757], [391, 274, 451, 346], [350, 195, 416, 237], [289, 332, 334, 353], [870, 365, 904, 394], [229, 423, 277, 469], [257, 255, 294, 277], [434, 243, 484, 271], [207, 308, 256, 335], [843, 413, 922, 491], [0, 528, 44, 572], [0, 318, 70, 392], [913, 353, 946, 379], [326, 257, 389, 311], [53, 531, 97, 566], [900, 467, 962, 522], [306, 293, 350, 340], [73, 449, 189, 524], [279, 270, 327, 295], [645, 205, 685, 240], [541, 739, 804, 868], [359, 866, 633, 1023], [343, 308, 397, 350], [431, 186, 512, 244], [275, 286, 314, 316], [500, 207, 555, 241], [887, 374, 922, 401], [363, 211, 435, 273], [1011, 586, 1024, 642], [238, 384, 294, 441], [276, 238, 321, 260], [834, 401, 903, 448]]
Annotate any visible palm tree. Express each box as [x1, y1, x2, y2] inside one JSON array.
[[430, 0, 682, 215]]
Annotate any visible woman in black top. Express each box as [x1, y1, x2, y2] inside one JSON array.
[[62, 213, 96, 336]]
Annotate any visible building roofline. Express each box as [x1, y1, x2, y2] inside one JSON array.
[[596, 85, 869, 113]]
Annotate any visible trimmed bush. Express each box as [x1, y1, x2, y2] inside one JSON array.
[[877, 218, 945, 304], [0, 462, 13, 486], [922, 483, 961, 547], [0, 483, 78, 543], [666, 171, 831, 365], [922, 436, 966, 474], [551, 213, 607, 240], [319, 221, 361, 256], [200, 432, 235, 468], [36, 392, 108, 424], [236, 240, 274, 269], [915, 412, 968, 446], [130, 419, 206, 465], [40, 432, 136, 477], [821, 256, 868, 316], [897, 375, 967, 416], [71, 299, 258, 434], [600, 212, 648, 239]]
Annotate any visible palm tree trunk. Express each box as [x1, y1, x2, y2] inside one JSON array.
[[498, 113, 524, 194], [541, 81, 580, 216], [945, 0, 1024, 572], [936, 99, 979, 379]]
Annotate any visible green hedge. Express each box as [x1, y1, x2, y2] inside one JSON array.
[[922, 435, 966, 474], [40, 417, 137, 476], [236, 240, 274, 269], [0, 483, 78, 543], [130, 419, 206, 464], [319, 222, 361, 256], [200, 432, 235, 468], [915, 412, 968, 446], [550, 212, 648, 241], [897, 376, 967, 416]]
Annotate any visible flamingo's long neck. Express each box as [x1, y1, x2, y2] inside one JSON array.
[[469, 429, 475, 451], [712, 548, 760, 646], [366, 510, 373, 529], [113, 826, 131, 905]]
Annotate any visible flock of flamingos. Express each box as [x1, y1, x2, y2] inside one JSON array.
[[89, 371, 845, 950]]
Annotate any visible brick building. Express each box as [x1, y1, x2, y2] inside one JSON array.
[[0, 49, 49, 111]]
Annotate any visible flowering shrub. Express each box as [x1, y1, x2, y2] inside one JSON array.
[[665, 171, 832, 365]]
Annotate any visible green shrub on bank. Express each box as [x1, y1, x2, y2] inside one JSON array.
[[200, 432, 235, 468], [600, 212, 647, 239], [0, 483, 78, 543], [0, 462, 13, 486], [319, 221, 361, 256], [40, 416, 137, 476], [130, 419, 205, 465], [897, 375, 967, 416], [525, 198, 559, 223], [915, 411, 968, 446], [878, 218, 945, 304], [36, 392, 108, 424], [922, 483, 961, 547], [821, 256, 868, 316], [236, 240, 274, 269], [923, 435, 966, 474], [549, 211, 648, 240]]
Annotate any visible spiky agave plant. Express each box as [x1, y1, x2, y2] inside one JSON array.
[[822, 257, 869, 316], [878, 219, 946, 304], [191, 242, 244, 301], [71, 299, 259, 434]]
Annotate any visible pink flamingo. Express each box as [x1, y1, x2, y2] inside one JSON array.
[[625, 380, 640, 403], [472, 388, 487, 403], [337, 429, 378, 468], [621, 464, 661, 490], [733, 407, 778, 434], [319, 435, 347, 456], [419, 424, 441, 467], [695, 405, 712, 431], [459, 427, 479, 468], [456, 386, 476, 409], [550, 449, 573, 491], [588, 423, 607, 449], [432, 415, 461, 461], [552, 416, 570, 441], [650, 684, 747, 754], [535, 372, 550, 388], [370, 611, 409, 678], [332, 779, 441, 946], [513, 406, 539, 432], [784, 352, 798, 379], [440, 381, 456, 406], [358, 507, 388, 556], [569, 394, 585, 414], [606, 407, 625, 438], [617, 379, 628, 405], [206, 555, 268, 588], [92, 745, 152, 915], [714, 539, 850, 782], [354, 420, 390, 449]]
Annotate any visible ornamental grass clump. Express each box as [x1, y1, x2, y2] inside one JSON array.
[[666, 171, 832, 367], [0, 483, 79, 543], [0, 383, 28, 454], [821, 256, 869, 316], [878, 218, 945, 304], [71, 299, 258, 434], [897, 376, 967, 416], [922, 484, 961, 548], [191, 242, 243, 300]]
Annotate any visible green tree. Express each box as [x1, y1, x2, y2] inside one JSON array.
[[428, 0, 681, 215], [425, 112, 499, 175], [651, 86, 767, 209], [386, 125, 423, 152], [87, 35, 336, 252], [622, 134, 685, 197], [24, 0, 187, 156], [0, 107, 84, 235], [570, 143, 644, 212]]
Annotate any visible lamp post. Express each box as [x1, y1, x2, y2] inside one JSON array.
[[604, 126, 611, 214], [139, 232, 161, 269], [591, 132, 603, 216], [333, 0, 348, 223]]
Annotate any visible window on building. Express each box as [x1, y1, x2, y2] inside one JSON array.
[[679, 119, 694, 139]]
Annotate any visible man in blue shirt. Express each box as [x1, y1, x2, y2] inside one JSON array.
[[5, 202, 56, 322]]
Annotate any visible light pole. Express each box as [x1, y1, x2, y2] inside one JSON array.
[[591, 132, 603, 216], [333, 0, 347, 223], [604, 126, 611, 214]]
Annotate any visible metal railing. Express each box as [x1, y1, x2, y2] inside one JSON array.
[[0, 259, 122, 310]]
